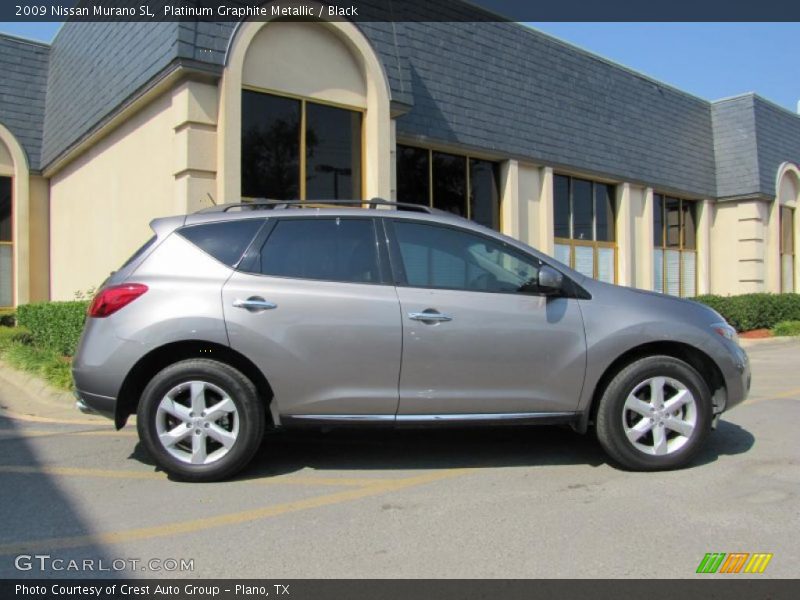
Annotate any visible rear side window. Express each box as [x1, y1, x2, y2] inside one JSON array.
[[178, 219, 265, 267], [120, 236, 156, 270], [259, 218, 381, 284]]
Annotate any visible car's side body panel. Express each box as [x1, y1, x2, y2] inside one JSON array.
[[222, 272, 404, 417], [394, 287, 587, 414]]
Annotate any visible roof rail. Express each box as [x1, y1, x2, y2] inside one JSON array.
[[195, 198, 434, 214]]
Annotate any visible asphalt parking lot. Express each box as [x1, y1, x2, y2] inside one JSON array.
[[0, 339, 797, 579]]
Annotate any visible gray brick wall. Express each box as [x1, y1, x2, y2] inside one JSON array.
[[753, 96, 800, 197], [0, 35, 49, 170], [394, 22, 718, 198], [711, 95, 760, 199], [41, 22, 181, 167]]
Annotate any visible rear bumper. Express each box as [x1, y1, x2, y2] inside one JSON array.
[[73, 389, 116, 420]]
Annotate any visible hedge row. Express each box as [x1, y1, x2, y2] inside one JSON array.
[[15, 301, 90, 356], [693, 293, 800, 332]]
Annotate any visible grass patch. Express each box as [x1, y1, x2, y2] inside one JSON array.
[[0, 325, 74, 391], [772, 321, 800, 337]]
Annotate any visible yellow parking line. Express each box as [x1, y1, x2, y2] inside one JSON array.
[[745, 386, 800, 405], [0, 410, 104, 426], [0, 468, 472, 555], [0, 465, 409, 488], [0, 465, 162, 480], [0, 428, 137, 439]]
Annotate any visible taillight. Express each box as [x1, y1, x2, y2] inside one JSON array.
[[88, 284, 148, 318]]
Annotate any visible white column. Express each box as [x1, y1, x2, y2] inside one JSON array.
[[538, 166, 554, 256], [639, 187, 655, 291], [765, 198, 781, 293], [500, 160, 520, 239], [696, 199, 712, 295], [615, 183, 633, 287]]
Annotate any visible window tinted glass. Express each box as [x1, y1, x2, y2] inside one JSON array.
[[781, 206, 795, 254], [305, 103, 362, 200], [394, 221, 541, 293], [0, 177, 11, 242], [572, 179, 593, 240], [432, 152, 467, 217], [554, 175, 570, 239], [682, 201, 697, 250], [469, 159, 500, 230], [179, 219, 265, 267], [120, 236, 156, 270], [665, 197, 681, 247], [653, 194, 664, 247], [260, 219, 380, 284], [241, 91, 300, 199], [595, 183, 615, 242], [397, 145, 430, 207]]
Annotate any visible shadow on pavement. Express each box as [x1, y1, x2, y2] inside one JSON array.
[[0, 416, 118, 579], [692, 419, 755, 467], [127, 418, 756, 481]]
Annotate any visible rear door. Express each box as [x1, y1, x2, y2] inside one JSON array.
[[386, 219, 587, 416], [222, 216, 402, 418]]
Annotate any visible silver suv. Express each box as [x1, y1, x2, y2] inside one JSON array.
[[73, 200, 750, 481]]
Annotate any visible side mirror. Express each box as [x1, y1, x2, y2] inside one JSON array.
[[537, 266, 564, 295]]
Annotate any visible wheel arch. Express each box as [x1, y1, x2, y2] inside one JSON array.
[[115, 340, 274, 430], [576, 341, 726, 434]]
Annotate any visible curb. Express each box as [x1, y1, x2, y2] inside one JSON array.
[[0, 360, 75, 409], [739, 336, 799, 349], [0, 359, 110, 424]]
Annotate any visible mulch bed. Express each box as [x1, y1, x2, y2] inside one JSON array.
[[739, 329, 773, 339]]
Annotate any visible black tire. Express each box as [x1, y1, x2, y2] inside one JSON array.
[[137, 359, 265, 482], [595, 355, 712, 471]]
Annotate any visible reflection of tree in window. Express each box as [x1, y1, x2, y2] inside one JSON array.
[[397, 146, 430, 207], [432, 152, 466, 216], [305, 103, 361, 200], [241, 91, 303, 199]]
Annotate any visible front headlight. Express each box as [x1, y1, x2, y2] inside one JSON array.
[[711, 322, 739, 346]]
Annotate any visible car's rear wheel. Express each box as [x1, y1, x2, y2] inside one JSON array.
[[137, 359, 265, 482], [595, 355, 712, 471]]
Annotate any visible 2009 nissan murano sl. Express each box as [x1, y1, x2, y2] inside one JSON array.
[[73, 200, 750, 482]]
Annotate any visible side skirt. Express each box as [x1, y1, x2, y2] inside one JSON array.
[[280, 412, 578, 429]]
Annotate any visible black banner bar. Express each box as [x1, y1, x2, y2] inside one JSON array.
[[2, 0, 800, 22], [3, 579, 800, 600]]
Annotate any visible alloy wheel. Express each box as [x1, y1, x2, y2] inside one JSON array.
[[622, 376, 697, 456], [155, 380, 240, 465]]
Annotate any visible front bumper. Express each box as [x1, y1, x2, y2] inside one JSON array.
[[719, 343, 750, 413]]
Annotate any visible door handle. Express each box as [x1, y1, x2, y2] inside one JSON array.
[[408, 310, 453, 323], [233, 297, 277, 312]]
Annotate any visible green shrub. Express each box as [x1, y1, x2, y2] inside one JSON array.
[[772, 320, 800, 337], [15, 301, 89, 356], [694, 293, 800, 332], [0, 310, 15, 327]]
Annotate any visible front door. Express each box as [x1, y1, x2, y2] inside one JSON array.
[[387, 219, 586, 416], [222, 217, 402, 418]]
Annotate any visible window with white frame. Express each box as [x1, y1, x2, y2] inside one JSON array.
[[553, 174, 616, 283], [654, 194, 697, 297]]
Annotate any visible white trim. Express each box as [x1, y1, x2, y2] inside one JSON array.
[[218, 5, 393, 203], [0, 123, 30, 306]]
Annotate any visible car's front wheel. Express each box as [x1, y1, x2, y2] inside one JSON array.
[[595, 355, 712, 471], [137, 359, 265, 482]]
